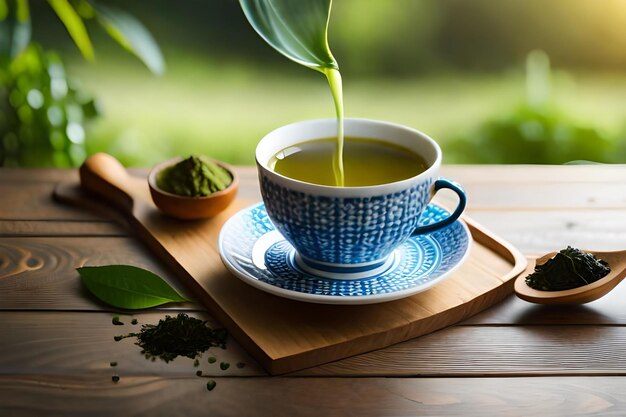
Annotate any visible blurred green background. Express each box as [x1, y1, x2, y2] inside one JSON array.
[[2, 0, 626, 167]]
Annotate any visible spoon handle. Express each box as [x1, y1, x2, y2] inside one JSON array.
[[79, 153, 135, 214]]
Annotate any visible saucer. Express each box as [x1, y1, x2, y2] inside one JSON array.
[[218, 203, 471, 305]]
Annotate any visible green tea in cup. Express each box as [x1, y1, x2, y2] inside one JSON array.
[[270, 137, 428, 187]]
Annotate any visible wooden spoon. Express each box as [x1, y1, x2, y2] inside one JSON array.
[[514, 250, 626, 304]]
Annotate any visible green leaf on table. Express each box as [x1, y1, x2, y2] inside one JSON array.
[[48, 0, 94, 60], [78, 265, 189, 309], [0, 0, 31, 61], [91, 1, 165, 75]]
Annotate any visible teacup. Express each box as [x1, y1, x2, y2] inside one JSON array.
[[255, 118, 466, 279]]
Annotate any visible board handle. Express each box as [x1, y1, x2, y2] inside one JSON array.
[[79, 153, 135, 214]]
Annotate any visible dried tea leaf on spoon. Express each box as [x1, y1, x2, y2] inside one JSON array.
[[525, 246, 611, 291]]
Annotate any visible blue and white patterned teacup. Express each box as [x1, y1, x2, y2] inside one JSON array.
[[255, 118, 466, 279]]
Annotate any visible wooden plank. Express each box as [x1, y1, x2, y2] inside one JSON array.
[[466, 287, 626, 325], [0, 168, 156, 183], [3, 166, 626, 223], [467, 210, 626, 255], [0, 167, 258, 184], [2, 234, 626, 325], [3, 164, 626, 184], [433, 182, 626, 210], [5, 312, 626, 377], [0, 311, 263, 377], [1, 166, 624, 226], [460, 183, 626, 210], [0, 220, 126, 237], [2, 375, 626, 417], [0, 237, 198, 311], [296, 324, 626, 376], [5, 206, 624, 251], [442, 164, 626, 183], [3, 193, 624, 241], [0, 167, 256, 223], [3, 232, 624, 323], [0, 168, 80, 183], [0, 183, 106, 221]]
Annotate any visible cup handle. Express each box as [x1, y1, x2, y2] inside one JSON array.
[[412, 178, 467, 235]]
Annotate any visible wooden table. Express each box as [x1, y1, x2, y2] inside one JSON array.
[[2, 165, 626, 416]]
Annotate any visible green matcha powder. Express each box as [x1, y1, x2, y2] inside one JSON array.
[[157, 155, 232, 197]]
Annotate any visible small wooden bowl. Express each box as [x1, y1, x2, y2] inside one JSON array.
[[148, 157, 238, 220]]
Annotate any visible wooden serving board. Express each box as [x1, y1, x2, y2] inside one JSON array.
[[54, 154, 527, 375]]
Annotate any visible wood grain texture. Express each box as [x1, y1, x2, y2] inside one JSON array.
[[441, 164, 626, 183], [0, 168, 81, 183], [5, 165, 626, 221], [2, 165, 626, 416], [468, 210, 626, 255], [0, 183, 106, 221], [0, 167, 258, 227], [0, 220, 126, 237], [5, 164, 626, 184], [2, 166, 625, 236], [0, 311, 263, 377], [456, 182, 626, 210], [54, 155, 527, 375], [466, 288, 626, 325], [2, 236, 626, 325], [4, 312, 626, 378], [0, 237, 198, 310], [2, 375, 626, 417], [296, 324, 626, 376]]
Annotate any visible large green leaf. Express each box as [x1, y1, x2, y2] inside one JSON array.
[[0, 0, 31, 61], [240, 0, 337, 71], [48, 0, 94, 60], [92, 1, 165, 75], [78, 265, 189, 309]]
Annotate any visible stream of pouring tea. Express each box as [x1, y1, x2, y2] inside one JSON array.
[[323, 67, 344, 186], [240, 0, 345, 186]]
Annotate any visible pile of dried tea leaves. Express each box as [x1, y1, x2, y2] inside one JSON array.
[[525, 246, 611, 291], [115, 313, 227, 362]]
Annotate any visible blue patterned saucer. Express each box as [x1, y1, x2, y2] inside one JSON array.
[[218, 203, 471, 305]]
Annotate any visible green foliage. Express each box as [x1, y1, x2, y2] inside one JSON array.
[[91, 1, 164, 75], [0, 44, 98, 167], [240, 0, 337, 71], [448, 104, 619, 164], [77, 265, 189, 310], [329, 0, 626, 75], [0, 0, 31, 63], [1, 0, 164, 74], [448, 50, 624, 164], [48, 0, 94, 60], [0, 0, 164, 166]]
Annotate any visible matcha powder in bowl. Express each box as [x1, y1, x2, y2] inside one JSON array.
[[149, 155, 238, 219], [156, 156, 233, 197]]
